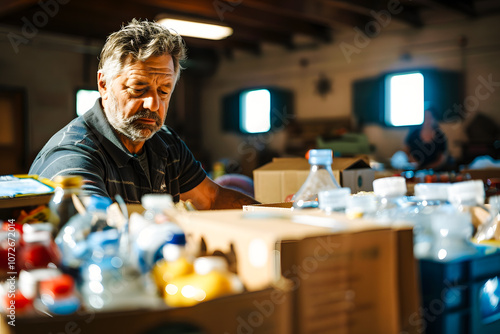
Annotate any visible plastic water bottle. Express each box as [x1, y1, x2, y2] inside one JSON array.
[[411, 183, 450, 259], [429, 208, 477, 261], [48, 175, 84, 234], [163, 256, 244, 307], [447, 180, 493, 243], [293, 149, 340, 209], [142, 193, 175, 224], [87, 196, 114, 232], [318, 187, 351, 214], [345, 193, 377, 219], [80, 229, 162, 311], [372, 176, 408, 225], [55, 196, 113, 273], [134, 222, 186, 274]]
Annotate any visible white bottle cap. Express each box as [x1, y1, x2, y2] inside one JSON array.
[[414, 183, 450, 201], [141, 194, 174, 210], [22, 223, 53, 234], [318, 187, 351, 211], [345, 193, 377, 214], [373, 177, 407, 197], [194, 256, 228, 275], [447, 180, 485, 205], [22, 230, 52, 244], [18, 268, 62, 299]]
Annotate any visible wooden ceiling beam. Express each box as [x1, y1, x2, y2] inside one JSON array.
[[0, 0, 40, 16], [140, 0, 332, 43], [231, 0, 370, 31], [183, 36, 261, 55], [418, 0, 476, 17], [326, 0, 423, 27]]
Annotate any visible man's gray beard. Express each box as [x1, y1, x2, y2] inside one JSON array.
[[105, 92, 163, 143]]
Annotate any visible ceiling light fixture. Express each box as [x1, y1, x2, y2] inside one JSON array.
[[157, 18, 233, 40]]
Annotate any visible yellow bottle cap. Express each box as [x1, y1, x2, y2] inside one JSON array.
[[54, 175, 83, 188]]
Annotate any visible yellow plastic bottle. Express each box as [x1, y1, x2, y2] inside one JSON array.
[[152, 244, 194, 294], [163, 256, 244, 307]]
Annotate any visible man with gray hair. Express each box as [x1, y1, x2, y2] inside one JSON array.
[[30, 19, 259, 209]]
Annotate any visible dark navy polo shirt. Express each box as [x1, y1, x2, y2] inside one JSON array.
[[29, 99, 206, 204]]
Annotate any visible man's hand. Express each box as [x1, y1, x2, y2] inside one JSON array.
[[180, 177, 260, 210]]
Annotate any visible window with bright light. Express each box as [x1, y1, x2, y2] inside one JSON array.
[[76, 89, 100, 116], [240, 89, 271, 133], [385, 72, 424, 126]]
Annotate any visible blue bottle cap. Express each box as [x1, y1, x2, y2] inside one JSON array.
[[86, 195, 113, 212], [308, 149, 333, 165]]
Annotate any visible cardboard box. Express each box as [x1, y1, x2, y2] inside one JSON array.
[[1, 287, 291, 334], [243, 205, 422, 334], [176, 209, 421, 334], [253, 157, 375, 204]]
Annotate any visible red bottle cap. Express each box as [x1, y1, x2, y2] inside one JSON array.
[[39, 274, 74, 298]]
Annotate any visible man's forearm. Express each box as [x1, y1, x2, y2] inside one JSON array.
[[212, 186, 260, 209]]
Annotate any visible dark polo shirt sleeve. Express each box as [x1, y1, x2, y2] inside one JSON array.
[[29, 99, 206, 204]]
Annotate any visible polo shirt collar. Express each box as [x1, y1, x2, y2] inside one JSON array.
[[83, 99, 137, 168]]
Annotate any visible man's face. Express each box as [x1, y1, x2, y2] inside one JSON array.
[[103, 54, 176, 142]]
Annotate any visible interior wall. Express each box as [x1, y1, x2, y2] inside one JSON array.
[[0, 29, 102, 171], [201, 14, 500, 168]]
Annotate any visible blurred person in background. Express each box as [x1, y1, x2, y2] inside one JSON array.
[[403, 107, 454, 171]]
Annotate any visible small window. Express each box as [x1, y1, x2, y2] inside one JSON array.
[[240, 89, 271, 134], [76, 89, 100, 116], [385, 72, 424, 126]]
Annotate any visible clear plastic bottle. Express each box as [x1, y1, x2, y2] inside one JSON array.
[[87, 196, 114, 232], [292, 149, 340, 209], [411, 183, 450, 259], [142, 193, 175, 224], [372, 176, 408, 225], [55, 196, 113, 273], [447, 180, 492, 243], [48, 175, 84, 234], [318, 187, 351, 214], [127, 194, 185, 274], [345, 193, 377, 219], [163, 256, 244, 307], [134, 222, 186, 274], [429, 208, 477, 261], [80, 229, 163, 311]]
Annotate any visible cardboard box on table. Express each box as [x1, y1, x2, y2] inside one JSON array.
[[176, 208, 421, 334], [253, 157, 375, 204]]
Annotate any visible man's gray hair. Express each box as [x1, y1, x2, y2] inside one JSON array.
[[98, 18, 186, 85]]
